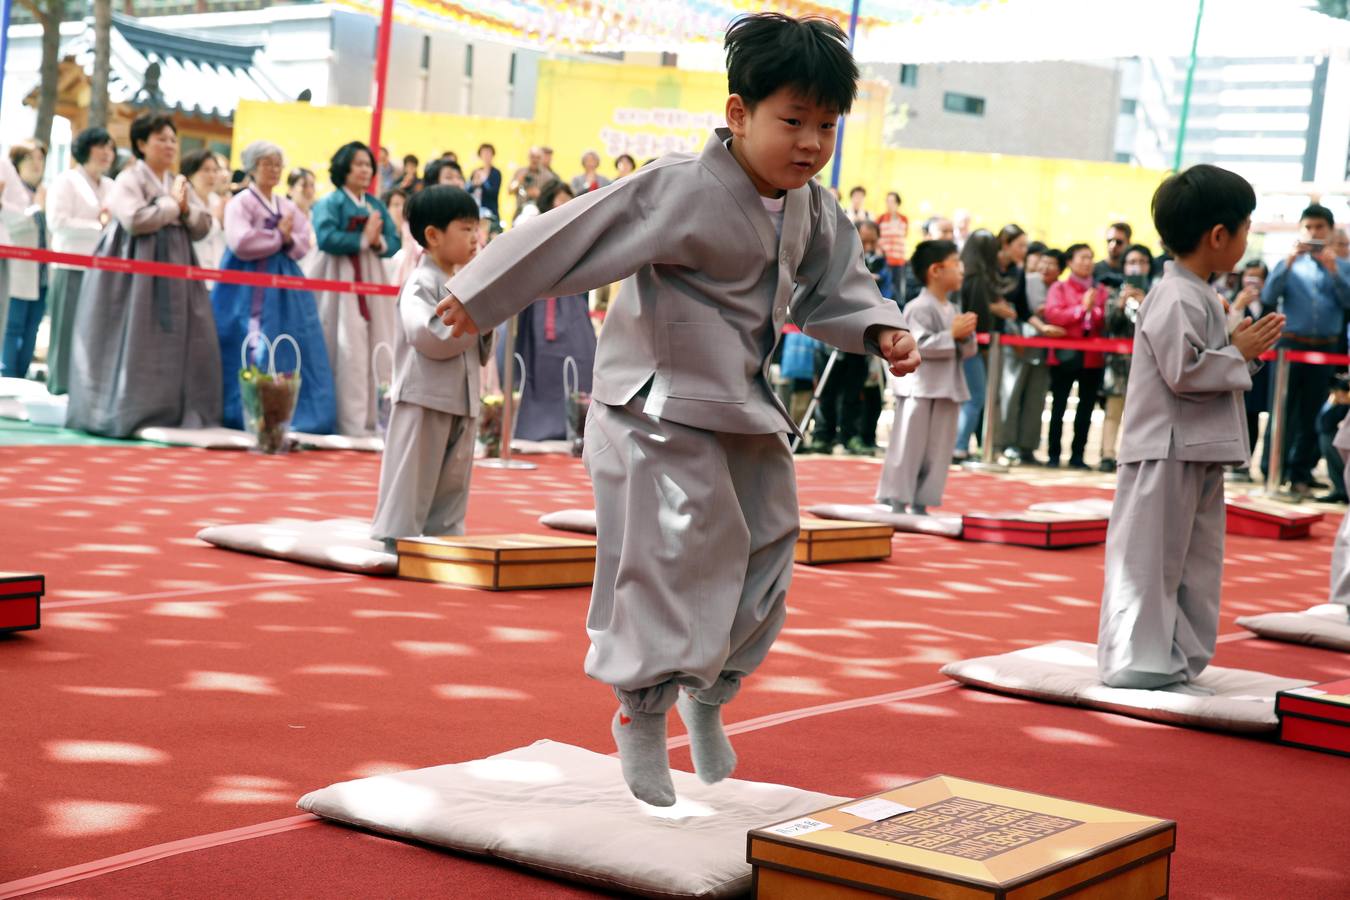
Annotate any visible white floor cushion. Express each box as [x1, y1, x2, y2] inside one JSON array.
[[298, 740, 844, 899], [0, 376, 49, 400], [0, 397, 27, 421], [136, 426, 255, 450], [197, 517, 396, 575], [1236, 604, 1350, 652], [941, 640, 1312, 734], [539, 509, 598, 534], [1027, 498, 1116, 518], [288, 431, 384, 452], [805, 503, 963, 537]]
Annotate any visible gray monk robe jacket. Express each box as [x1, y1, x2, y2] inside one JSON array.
[[447, 128, 908, 436]]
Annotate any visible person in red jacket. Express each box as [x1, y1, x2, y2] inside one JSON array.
[[1043, 243, 1108, 468]]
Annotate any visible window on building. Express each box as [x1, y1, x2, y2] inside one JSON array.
[[943, 92, 985, 116], [421, 35, 431, 70], [898, 64, 918, 87], [1120, 98, 1138, 115], [1115, 151, 1133, 163], [464, 44, 474, 78]]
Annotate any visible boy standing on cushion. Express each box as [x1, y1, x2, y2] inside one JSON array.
[[371, 186, 493, 547], [1097, 165, 1284, 693], [877, 240, 977, 515], [437, 13, 918, 806]]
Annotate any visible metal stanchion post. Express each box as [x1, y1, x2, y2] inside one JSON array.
[[790, 348, 838, 453], [963, 332, 1009, 473], [1262, 347, 1295, 500], [478, 314, 536, 470]]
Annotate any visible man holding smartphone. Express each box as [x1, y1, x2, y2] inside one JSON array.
[[1261, 204, 1350, 495]]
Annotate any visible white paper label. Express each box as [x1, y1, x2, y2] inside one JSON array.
[[838, 798, 916, 821], [767, 817, 833, 838]]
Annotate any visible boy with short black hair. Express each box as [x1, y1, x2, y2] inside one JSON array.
[[878, 240, 977, 514], [437, 13, 917, 805], [370, 186, 492, 547], [1097, 165, 1285, 693]]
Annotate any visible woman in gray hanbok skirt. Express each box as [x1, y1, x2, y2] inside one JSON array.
[[66, 114, 222, 438]]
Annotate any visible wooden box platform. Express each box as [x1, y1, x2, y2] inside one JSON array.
[[1226, 498, 1323, 540], [396, 534, 596, 591], [796, 520, 894, 565], [961, 512, 1108, 549], [1276, 677, 1350, 758], [0, 572, 43, 634], [749, 776, 1175, 899]]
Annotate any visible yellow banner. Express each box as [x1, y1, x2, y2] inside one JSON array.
[[234, 58, 1167, 254]]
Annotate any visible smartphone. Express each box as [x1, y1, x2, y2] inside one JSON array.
[[1124, 274, 1148, 291], [1242, 274, 1261, 289], [1301, 238, 1327, 251]]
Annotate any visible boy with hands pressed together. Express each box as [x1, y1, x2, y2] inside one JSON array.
[[1097, 165, 1285, 694], [436, 14, 918, 806]]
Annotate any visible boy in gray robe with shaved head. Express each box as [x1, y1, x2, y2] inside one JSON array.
[[1097, 165, 1284, 693], [435, 14, 919, 806]]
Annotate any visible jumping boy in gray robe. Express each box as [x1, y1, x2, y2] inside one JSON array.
[[436, 14, 918, 806], [1097, 165, 1284, 693], [371, 187, 492, 546], [878, 240, 977, 514]]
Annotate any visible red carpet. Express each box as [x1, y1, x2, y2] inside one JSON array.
[[1, 446, 1346, 897]]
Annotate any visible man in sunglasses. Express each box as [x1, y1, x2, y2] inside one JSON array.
[[1092, 221, 1132, 290]]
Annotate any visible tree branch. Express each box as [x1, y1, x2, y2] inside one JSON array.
[[16, 0, 48, 27]]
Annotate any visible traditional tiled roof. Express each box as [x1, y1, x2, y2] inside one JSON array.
[[61, 12, 291, 123]]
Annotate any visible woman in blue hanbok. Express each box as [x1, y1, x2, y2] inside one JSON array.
[[211, 141, 337, 434]]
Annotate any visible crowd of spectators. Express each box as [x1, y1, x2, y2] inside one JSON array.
[[4, 122, 1350, 495]]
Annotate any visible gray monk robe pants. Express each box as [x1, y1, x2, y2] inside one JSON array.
[[582, 394, 799, 715], [370, 404, 476, 542], [1331, 455, 1350, 610], [877, 397, 960, 509], [1097, 457, 1226, 688]]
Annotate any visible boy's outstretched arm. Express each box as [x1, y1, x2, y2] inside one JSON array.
[[437, 178, 656, 335]]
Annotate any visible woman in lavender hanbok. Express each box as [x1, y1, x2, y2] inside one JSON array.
[[211, 142, 336, 434]]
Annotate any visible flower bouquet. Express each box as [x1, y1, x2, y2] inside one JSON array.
[[563, 356, 590, 458], [372, 342, 394, 439], [239, 333, 301, 454]]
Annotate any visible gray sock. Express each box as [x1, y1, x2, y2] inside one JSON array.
[[908, 504, 928, 516], [676, 693, 737, 784], [611, 709, 676, 807], [1160, 681, 1215, 697]]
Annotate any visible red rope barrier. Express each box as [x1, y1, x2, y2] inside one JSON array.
[[0, 243, 400, 297]]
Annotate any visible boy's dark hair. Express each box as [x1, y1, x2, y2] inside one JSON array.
[[1110, 221, 1133, 239], [1041, 248, 1066, 270], [73, 127, 114, 164], [408, 185, 480, 249], [1301, 203, 1335, 228], [1027, 240, 1048, 256], [1150, 164, 1256, 255], [849, 185, 866, 197], [911, 239, 959, 287], [1064, 242, 1093, 263], [179, 148, 216, 180], [129, 114, 176, 160], [330, 141, 374, 189], [725, 13, 858, 115], [1242, 258, 1269, 278]]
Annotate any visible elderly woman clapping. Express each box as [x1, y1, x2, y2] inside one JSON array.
[[210, 140, 337, 434]]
